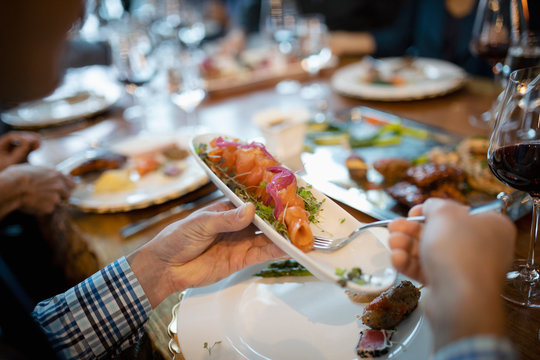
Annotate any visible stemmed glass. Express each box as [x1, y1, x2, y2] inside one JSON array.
[[108, 15, 156, 120], [177, 0, 206, 49], [297, 14, 332, 99], [169, 51, 207, 133], [487, 66, 540, 307], [260, 0, 301, 94], [469, 0, 511, 127]]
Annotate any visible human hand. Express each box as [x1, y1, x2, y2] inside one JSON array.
[[388, 199, 516, 350], [6, 164, 75, 215], [388, 198, 516, 285], [128, 200, 286, 307], [0, 131, 41, 170]]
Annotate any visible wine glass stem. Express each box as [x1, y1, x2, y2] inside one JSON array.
[[524, 197, 540, 281]]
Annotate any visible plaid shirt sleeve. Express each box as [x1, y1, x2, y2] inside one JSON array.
[[434, 336, 518, 360], [32, 257, 153, 359]]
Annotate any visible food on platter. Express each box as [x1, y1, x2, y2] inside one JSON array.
[[345, 289, 380, 304], [372, 157, 414, 186], [69, 152, 128, 177], [455, 137, 513, 195], [356, 329, 395, 358], [344, 136, 509, 209], [196, 136, 323, 252], [355, 280, 421, 358], [93, 169, 135, 193], [361, 280, 421, 330], [359, 57, 424, 86], [345, 154, 369, 184], [254, 260, 312, 278]]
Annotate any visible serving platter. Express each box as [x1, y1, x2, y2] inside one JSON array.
[[302, 106, 531, 220], [56, 132, 209, 213], [175, 262, 432, 360], [190, 133, 397, 295], [331, 57, 466, 101]]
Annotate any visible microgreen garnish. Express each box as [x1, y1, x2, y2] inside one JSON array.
[[203, 341, 222, 355], [340, 218, 346, 224], [335, 267, 370, 287], [254, 260, 312, 277]]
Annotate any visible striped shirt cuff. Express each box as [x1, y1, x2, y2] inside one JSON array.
[[434, 336, 518, 360]]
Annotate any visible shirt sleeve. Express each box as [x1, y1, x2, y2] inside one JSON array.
[[32, 257, 153, 360], [434, 336, 518, 360]]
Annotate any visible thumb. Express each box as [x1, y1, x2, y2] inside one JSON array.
[[204, 202, 256, 235]]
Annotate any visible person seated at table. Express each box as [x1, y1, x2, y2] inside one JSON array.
[[388, 198, 518, 358], [331, 0, 494, 76], [220, 0, 403, 54]]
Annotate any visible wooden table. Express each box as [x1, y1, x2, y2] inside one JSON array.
[[33, 64, 540, 359]]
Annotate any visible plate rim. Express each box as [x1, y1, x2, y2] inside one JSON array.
[[1, 66, 122, 129], [331, 57, 467, 101]]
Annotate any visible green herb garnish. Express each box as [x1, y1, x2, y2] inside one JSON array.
[[203, 341, 222, 355], [335, 267, 371, 287], [254, 260, 312, 278]]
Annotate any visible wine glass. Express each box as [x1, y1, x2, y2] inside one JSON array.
[[169, 51, 207, 133], [260, 0, 302, 94], [501, 0, 540, 82], [177, 0, 206, 49], [487, 66, 540, 307], [469, 0, 511, 128], [297, 14, 332, 99], [108, 15, 156, 120]]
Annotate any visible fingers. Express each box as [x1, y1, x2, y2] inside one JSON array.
[[202, 202, 256, 235]]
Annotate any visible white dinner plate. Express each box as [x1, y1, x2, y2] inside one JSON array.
[[190, 133, 397, 294], [1, 66, 122, 129], [331, 57, 466, 101], [176, 262, 433, 360], [57, 132, 209, 213]]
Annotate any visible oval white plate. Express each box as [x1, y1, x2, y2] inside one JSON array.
[[57, 132, 209, 213], [190, 133, 397, 294], [331, 57, 466, 101], [177, 262, 432, 360], [1, 66, 121, 129]]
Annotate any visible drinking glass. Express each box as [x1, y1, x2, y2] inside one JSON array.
[[469, 0, 511, 127], [297, 14, 332, 99], [177, 0, 206, 49], [108, 15, 156, 119], [169, 51, 207, 132], [260, 0, 301, 94], [487, 66, 540, 307], [501, 0, 540, 82]]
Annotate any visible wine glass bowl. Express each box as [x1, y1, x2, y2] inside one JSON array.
[[169, 51, 207, 131], [488, 66, 540, 307]]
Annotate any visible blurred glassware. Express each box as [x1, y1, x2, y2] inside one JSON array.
[[501, 0, 540, 82], [259, 0, 302, 94], [169, 51, 207, 132], [488, 66, 540, 307], [177, 0, 207, 49], [108, 15, 157, 119], [469, 0, 511, 128], [297, 14, 332, 99]]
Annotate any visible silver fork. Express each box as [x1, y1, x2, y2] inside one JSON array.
[[313, 194, 519, 251]]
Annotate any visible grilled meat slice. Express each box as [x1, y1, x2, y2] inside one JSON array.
[[372, 157, 413, 186], [361, 280, 420, 330], [405, 163, 465, 188]]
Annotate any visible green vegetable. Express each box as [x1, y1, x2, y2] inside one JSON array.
[[255, 260, 312, 278], [335, 267, 371, 287], [203, 341, 222, 355]]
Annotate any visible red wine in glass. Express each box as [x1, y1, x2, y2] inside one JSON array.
[[489, 143, 540, 196]]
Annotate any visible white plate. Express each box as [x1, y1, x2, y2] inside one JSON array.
[[57, 132, 209, 213], [190, 133, 397, 294], [1, 66, 121, 128], [177, 263, 433, 360], [331, 57, 466, 101]]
